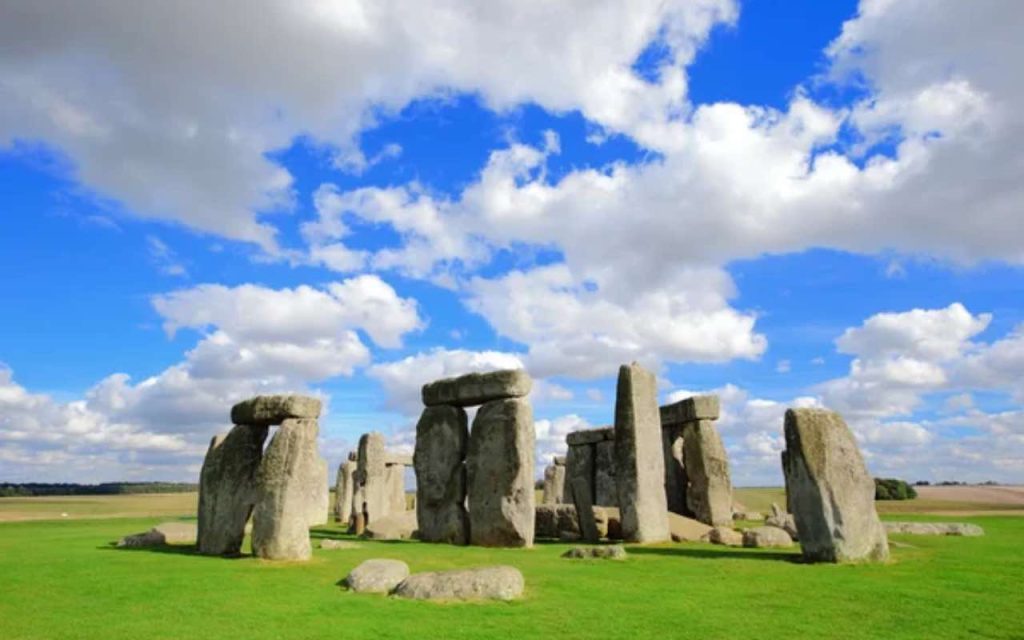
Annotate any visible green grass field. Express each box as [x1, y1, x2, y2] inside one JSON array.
[[1, 492, 1020, 640]]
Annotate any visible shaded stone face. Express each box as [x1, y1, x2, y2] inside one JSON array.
[[662, 422, 688, 516], [681, 419, 733, 527], [413, 405, 469, 544], [251, 418, 321, 561], [593, 440, 617, 507], [229, 395, 321, 426], [571, 477, 600, 544], [566, 426, 614, 446], [564, 442, 594, 507], [421, 369, 532, 408], [613, 363, 669, 543], [783, 408, 889, 563], [356, 432, 388, 527], [466, 398, 535, 547], [659, 395, 720, 425], [197, 423, 268, 556]]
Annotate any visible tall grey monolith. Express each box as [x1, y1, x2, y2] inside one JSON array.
[[542, 458, 566, 505], [197, 423, 268, 555], [354, 432, 387, 527], [682, 420, 733, 527], [414, 405, 469, 544], [334, 454, 356, 525]]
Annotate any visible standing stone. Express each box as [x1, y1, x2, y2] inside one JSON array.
[[593, 439, 617, 506], [414, 405, 469, 544], [467, 398, 535, 547], [564, 443, 594, 508], [306, 457, 329, 526], [385, 463, 407, 514], [355, 432, 388, 527], [681, 420, 733, 527], [197, 424, 268, 555], [613, 363, 670, 543], [333, 456, 356, 525], [571, 478, 600, 544], [542, 461, 566, 505], [251, 418, 321, 561], [662, 422, 687, 515], [783, 408, 889, 563]]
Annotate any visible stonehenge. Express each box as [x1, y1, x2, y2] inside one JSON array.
[[197, 395, 327, 561], [413, 369, 535, 547], [782, 408, 889, 563], [335, 440, 413, 535]]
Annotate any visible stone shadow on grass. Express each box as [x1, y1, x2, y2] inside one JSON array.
[[99, 543, 252, 559], [626, 546, 801, 563]]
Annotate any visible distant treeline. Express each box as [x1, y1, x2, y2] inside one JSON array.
[[913, 480, 1001, 486], [874, 477, 917, 500], [0, 482, 198, 497]]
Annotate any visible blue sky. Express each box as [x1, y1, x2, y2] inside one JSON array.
[[1, 0, 1022, 485]]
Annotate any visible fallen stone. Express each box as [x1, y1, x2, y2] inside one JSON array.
[[614, 363, 670, 543], [320, 539, 361, 550], [230, 395, 321, 426], [467, 397, 535, 547], [562, 545, 627, 560], [393, 566, 524, 601], [742, 526, 794, 548], [783, 408, 889, 563], [668, 512, 713, 542], [422, 369, 532, 408], [363, 510, 418, 541], [251, 418, 322, 561], [883, 522, 985, 536], [765, 503, 799, 540], [197, 423, 268, 556], [682, 418, 734, 527], [660, 395, 721, 425], [117, 521, 196, 548], [413, 405, 469, 544], [566, 426, 614, 446], [344, 559, 410, 594], [706, 526, 744, 546]]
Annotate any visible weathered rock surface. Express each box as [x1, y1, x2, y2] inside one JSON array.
[[384, 462, 407, 515], [230, 395, 321, 426], [682, 419, 733, 527], [593, 439, 617, 507], [765, 503, 799, 540], [334, 458, 356, 524], [251, 418, 321, 561], [732, 511, 764, 521], [542, 461, 566, 505], [660, 395, 721, 425], [534, 504, 610, 540], [393, 566, 524, 601], [355, 432, 388, 528], [422, 369, 532, 408], [706, 526, 744, 546], [118, 522, 197, 548], [562, 545, 627, 560], [344, 559, 410, 594], [668, 512, 713, 542], [662, 422, 688, 515], [363, 510, 418, 541], [614, 363, 670, 543], [883, 522, 984, 536], [320, 539, 361, 550], [564, 441, 594, 507], [566, 426, 614, 446], [467, 398, 535, 547], [783, 408, 889, 563], [413, 405, 469, 544], [742, 526, 795, 548], [307, 457, 329, 526], [572, 477, 600, 544], [197, 423, 268, 556]]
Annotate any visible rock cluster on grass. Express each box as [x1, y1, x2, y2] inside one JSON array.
[[344, 559, 410, 593], [782, 408, 889, 563], [742, 526, 795, 548], [342, 562, 525, 602], [765, 503, 799, 540], [883, 522, 985, 536], [705, 526, 744, 547], [668, 512, 713, 542], [197, 395, 328, 561], [414, 369, 535, 548], [561, 545, 627, 560]]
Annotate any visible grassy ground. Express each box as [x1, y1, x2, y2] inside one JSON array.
[[0, 493, 1021, 639], [0, 493, 197, 522]]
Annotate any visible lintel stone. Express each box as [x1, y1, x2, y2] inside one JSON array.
[[422, 369, 532, 408], [230, 395, 321, 426], [659, 395, 720, 426], [566, 426, 614, 446]]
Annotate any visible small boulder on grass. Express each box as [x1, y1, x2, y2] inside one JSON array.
[[393, 566, 524, 602], [320, 539, 361, 550], [742, 526, 794, 549], [705, 526, 744, 547], [117, 522, 196, 548], [562, 545, 627, 560], [343, 559, 410, 594]]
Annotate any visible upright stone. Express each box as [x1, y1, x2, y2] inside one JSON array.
[[681, 419, 733, 526], [613, 363, 670, 542], [564, 443, 594, 507], [414, 405, 469, 544], [385, 462, 407, 514], [571, 478, 600, 544], [333, 455, 356, 525], [467, 398, 535, 547], [662, 422, 688, 515], [355, 432, 388, 527], [307, 457, 329, 526], [251, 418, 321, 561], [197, 424, 268, 555], [593, 440, 617, 506], [542, 461, 566, 505], [783, 408, 889, 563]]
